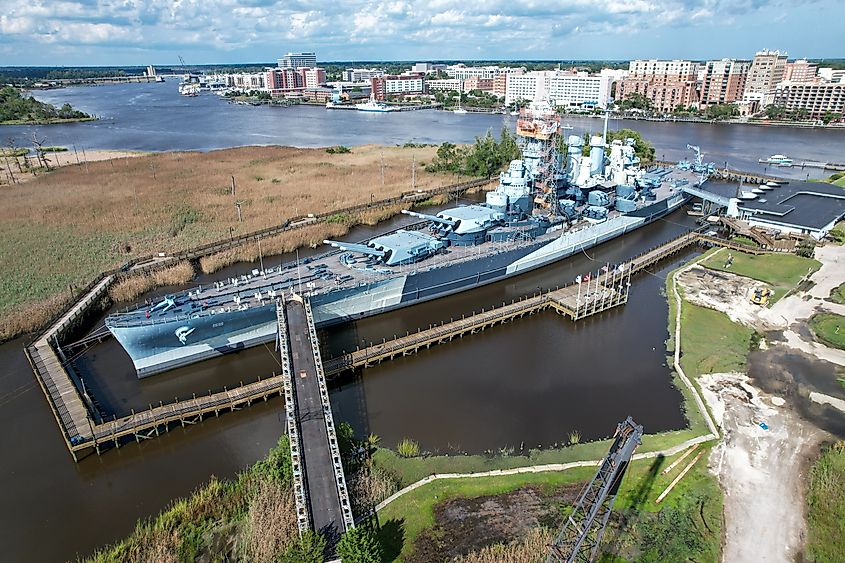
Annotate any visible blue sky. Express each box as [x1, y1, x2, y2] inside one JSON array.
[[0, 0, 842, 66]]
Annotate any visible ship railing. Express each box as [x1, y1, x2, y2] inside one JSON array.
[[303, 298, 355, 531]]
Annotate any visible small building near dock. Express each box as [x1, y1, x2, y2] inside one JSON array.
[[735, 180, 845, 239]]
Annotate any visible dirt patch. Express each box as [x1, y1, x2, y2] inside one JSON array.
[[409, 484, 581, 562], [677, 265, 773, 329], [701, 372, 827, 563]]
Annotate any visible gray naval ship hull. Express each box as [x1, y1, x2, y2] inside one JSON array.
[[111, 192, 689, 376]]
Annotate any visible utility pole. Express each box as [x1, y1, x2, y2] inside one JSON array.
[[231, 175, 236, 196], [235, 201, 243, 222]]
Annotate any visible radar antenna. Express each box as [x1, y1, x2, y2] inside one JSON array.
[[547, 417, 643, 563]]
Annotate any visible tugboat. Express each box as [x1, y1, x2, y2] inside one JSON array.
[[107, 103, 712, 377]]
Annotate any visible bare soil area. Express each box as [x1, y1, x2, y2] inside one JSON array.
[[700, 372, 825, 563], [408, 484, 580, 563], [677, 265, 774, 329]]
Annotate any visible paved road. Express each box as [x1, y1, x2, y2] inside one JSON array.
[[285, 300, 344, 545]]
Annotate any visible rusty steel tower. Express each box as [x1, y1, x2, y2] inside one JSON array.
[[547, 416, 643, 563], [515, 101, 563, 216]]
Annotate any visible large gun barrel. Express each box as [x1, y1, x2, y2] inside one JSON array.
[[401, 209, 457, 227], [323, 240, 386, 259]]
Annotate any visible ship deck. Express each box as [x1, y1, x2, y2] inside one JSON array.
[[108, 166, 703, 327]]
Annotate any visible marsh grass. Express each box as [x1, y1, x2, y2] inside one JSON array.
[[0, 144, 459, 340], [109, 261, 195, 303], [455, 528, 554, 563]]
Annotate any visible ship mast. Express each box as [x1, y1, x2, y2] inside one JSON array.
[[516, 100, 563, 216]]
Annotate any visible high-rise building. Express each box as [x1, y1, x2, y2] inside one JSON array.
[[783, 59, 819, 83], [617, 60, 699, 113], [300, 67, 326, 88], [743, 50, 787, 101], [278, 52, 317, 69], [700, 59, 751, 107]]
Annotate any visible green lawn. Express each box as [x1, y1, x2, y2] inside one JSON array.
[[700, 251, 820, 303], [829, 282, 845, 304], [806, 442, 845, 561], [810, 313, 845, 350], [376, 446, 722, 562]]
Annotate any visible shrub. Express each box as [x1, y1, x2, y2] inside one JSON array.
[[568, 430, 581, 445], [277, 530, 325, 563], [326, 145, 351, 154], [336, 525, 382, 563], [397, 438, 420, 458]]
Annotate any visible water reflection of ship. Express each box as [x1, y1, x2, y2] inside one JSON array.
[[107, 101, 712, 377]]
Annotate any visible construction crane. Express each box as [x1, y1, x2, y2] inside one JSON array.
[[547, 417, 643, 563]]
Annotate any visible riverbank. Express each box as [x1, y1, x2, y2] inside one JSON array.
[[0, 144, 463, 342]]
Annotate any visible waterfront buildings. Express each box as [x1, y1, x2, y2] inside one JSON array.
[[412, 62, 446, 73], [426, 78, 462, 92], [743, 50, 787, 102], [783, 59, 819, 83], [342, 68, 384, 82], [617, 59, 699, 113], [278, 52, 317, 69], [736, 180, 845, 239], [264, 67, 326, 96], [370, 73, 425, 99], [700, 59, 750, 107], [769, 80, 845, 119], [505, 70, 613, 108]]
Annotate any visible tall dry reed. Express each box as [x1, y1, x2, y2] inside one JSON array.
[[241, 479, 299, 562], [454, 527, 555, 563], [109, 261, 195, 303]]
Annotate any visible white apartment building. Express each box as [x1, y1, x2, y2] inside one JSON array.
[[628, 59, 700, 79], [384, 76, 424, 95], [342, 68, 384, 82], [232, 72, 267, 90], [505, 71, 613, 108], [446, 64, 522, 81], [278, 52, 316, 69], [426, 79, 462, 92]]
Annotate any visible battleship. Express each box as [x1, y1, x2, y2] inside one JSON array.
[[107, 103, 711, 377]]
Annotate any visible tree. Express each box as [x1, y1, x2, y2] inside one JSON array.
[[605, 128, 656, 162], [336, 526, 382, 563], [703, 103, 738, 121], [278, 530, 326, 563], [765, 105, 789, 120], [615, 92, 654, 112], [822, 111, 843, 124]]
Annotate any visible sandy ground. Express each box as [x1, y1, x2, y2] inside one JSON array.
[[700, 373, 824, 563], [675, 245, 845, 562], [2, 149, 144, 183], [677, 265, 774, 328]]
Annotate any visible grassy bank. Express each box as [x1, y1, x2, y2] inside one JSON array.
[[376, 446, 722, 562], [86, 436, 328, 562], [809, 312, 845, 350], [829, 281, 845, 304], [0, 145, 463, 340], [806, 441, 845, 561], [700, 251, 820, 303]]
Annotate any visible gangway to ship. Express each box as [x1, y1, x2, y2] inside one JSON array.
[[276, 296, 354, 547], [547, 417, 643, 563]]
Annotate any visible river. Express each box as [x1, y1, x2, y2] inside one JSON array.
[[1, 81, 843, 561], [6, 81, 845, 180]]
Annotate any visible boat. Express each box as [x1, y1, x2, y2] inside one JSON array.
[[106, 102, 712, 377], [453, 91, 468, 114], [356, 93, 395, 113], [178, 82, 200, 97], [759, 154, 793, 166]]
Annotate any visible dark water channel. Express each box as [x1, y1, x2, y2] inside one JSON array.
[[0, 205, 700, 561]]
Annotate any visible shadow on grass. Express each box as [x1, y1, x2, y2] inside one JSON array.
[[375, 517, 405, 562], [601, 454, 665, 558]]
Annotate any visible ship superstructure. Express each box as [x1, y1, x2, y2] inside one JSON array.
[[107, 103, 710, 376]]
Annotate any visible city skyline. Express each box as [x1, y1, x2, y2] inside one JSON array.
[[0, 0, 843, 66]]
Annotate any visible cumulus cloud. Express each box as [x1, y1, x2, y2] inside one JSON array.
[[0, 0, 832, 63]]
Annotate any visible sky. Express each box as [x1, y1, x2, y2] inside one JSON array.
[[0, 0, 842, 66]]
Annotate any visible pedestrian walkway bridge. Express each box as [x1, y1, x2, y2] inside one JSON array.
[[277, 297, 354, 542]]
